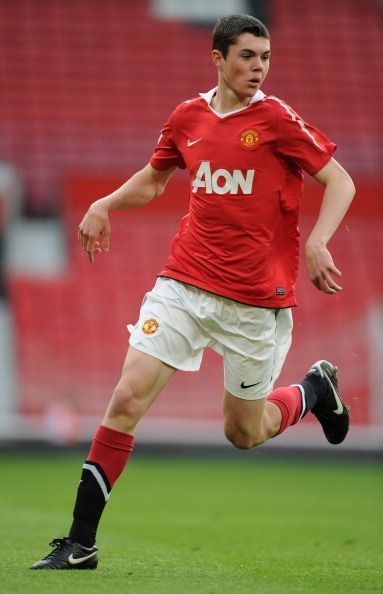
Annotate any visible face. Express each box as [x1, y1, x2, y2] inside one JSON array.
[[213, 33, 271, 101]]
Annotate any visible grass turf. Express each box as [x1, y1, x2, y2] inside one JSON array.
[[0, 452, 382, 594]]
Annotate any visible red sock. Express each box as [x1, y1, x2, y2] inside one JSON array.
[[87, 424, 135, 487], [268, 386, 303, 436]]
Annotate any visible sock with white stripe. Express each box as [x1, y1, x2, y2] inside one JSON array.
[[68, 425, 134, 547], [296, 374, 321, 417]]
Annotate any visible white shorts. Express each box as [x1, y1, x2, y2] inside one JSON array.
[[128, 278, 293, 400]]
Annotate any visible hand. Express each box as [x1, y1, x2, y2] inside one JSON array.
[[305, 240, 342, 294], [78, 200, 110, 263]]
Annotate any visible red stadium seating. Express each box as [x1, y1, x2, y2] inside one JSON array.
[[3, 0, 383, 444], [0, 0, 382, 211], [8, 178, 383, 434]]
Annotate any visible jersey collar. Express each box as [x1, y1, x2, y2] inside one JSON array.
[[199, 87, 266, 117]]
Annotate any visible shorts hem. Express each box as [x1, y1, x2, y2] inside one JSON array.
[[129, 339, 201, 372], [224, 387, 270, 401]]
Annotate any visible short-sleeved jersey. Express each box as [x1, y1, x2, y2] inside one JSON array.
[[150, 88, 336, 308]]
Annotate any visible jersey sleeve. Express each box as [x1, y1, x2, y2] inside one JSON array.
[[150, 113, 186, 171], [271, 98, 336, 175]]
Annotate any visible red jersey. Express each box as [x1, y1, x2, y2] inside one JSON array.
[[150, 88, 336, 308]]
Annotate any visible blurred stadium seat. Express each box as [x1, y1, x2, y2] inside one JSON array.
[[1, 0, 382, 446], [7, 176, 383, 444], [0, 0, 381, 211]]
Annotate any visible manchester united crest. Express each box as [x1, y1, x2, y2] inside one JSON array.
[[142, 318, 159, 334], [240, 129, 260, 149]]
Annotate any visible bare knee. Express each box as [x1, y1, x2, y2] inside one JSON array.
[[223, 392, 269, 450], [224, 425, 265, 450], [105, 382, 145, 431], [103, 348, 176, 433]]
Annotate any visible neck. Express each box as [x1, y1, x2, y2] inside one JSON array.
[[211, 86, 252, 114]]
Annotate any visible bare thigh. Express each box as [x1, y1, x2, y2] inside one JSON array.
[[102, 346, 176, 434]]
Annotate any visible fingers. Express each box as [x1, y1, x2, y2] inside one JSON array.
[[322, 280, 342, 294], [78, 220, 110, 263], [101, 232, 110, 253], [77, 224, 96, 263], [311, 266, 343, 294], [305, 243, 343, 295], [86, 235, 97, 263]]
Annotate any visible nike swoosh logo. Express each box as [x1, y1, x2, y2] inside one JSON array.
[[68, 551, 97, 566], [187, 138, 203, 147], [240, 381, 262, 389], [322, 370, 344, 415]]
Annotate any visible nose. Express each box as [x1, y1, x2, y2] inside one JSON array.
[[252, 57, 264, 71]]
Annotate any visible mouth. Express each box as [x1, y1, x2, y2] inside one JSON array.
[[248, 78, 261, 86]]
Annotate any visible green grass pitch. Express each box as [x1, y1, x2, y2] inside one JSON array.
[[0, 452, 382, 594]]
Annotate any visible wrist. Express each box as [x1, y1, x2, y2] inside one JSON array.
[[94, 196, 115, 212], [306, 235, 327, 250]]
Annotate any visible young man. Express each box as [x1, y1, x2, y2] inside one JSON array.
[[31, 14, 355, 570]]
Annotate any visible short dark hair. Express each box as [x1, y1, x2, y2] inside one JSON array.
[[212, 14, 270, 58]]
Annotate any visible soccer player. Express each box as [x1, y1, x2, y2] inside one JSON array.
[[31, 14, 355, 569]]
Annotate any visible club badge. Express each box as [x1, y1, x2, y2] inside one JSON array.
[[240, 129, 260, 149], [142, 319, 159, 335]]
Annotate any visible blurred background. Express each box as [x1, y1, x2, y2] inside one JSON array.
[[0, 0, 382, 451]]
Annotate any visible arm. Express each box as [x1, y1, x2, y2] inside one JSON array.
[[305, 158, 355, 294], [78, 163, 176, 262]]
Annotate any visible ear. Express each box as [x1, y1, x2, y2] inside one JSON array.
[[212, 49, 224, 68]]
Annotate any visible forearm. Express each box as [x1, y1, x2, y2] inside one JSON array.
[[304, 159, 355, 293], [96, 164, 175, 212], [309, 162, 355, 246], [78, 163, 175, 262]]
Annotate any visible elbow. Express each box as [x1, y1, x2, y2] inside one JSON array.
[[331, 168, 356, 204], [344, 171, 356, 199], [315, 160, 356, 200], [345, 175, 356, 209], [154, 180, 166, 198]]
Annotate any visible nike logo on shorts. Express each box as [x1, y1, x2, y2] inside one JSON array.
[[240, 381, 262, 389]]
